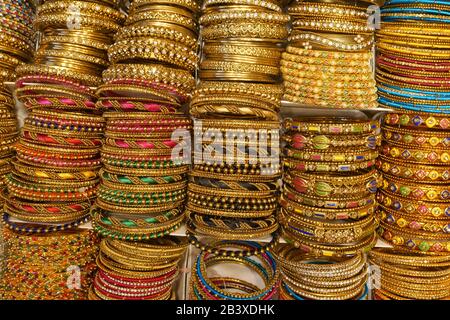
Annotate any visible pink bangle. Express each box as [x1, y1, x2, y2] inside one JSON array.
[[16, 75, 95, 95], [106, 78, 190, 103], [98, 99, 178, 113]]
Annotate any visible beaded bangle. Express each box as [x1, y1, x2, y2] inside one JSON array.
[[98, 100, 178, 113], [22, 130, 103, 148], [187, 212, 279, 239], [283, 132, 379, 150], [282, 228, 377, 257], [2, 213, 90, 234]]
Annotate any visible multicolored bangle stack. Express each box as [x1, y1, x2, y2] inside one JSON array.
[[0, 0, 35, 206], [89, 237, 188, 300], [0, 227, 98, 300], [5, 0, 124, 227], [377, 0, 450, 114], [281, 0, 381, 108], [274, 243, 369, 300], [90, 0, 199, 300], [281, 117, 381, 256], [1, 0, 125, 300], [376, 114, 450, 254], [189, 240, 280, 300], [370, 248, 450, 300]]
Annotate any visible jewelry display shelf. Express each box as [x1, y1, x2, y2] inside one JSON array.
[[4, 81, 393, 299]]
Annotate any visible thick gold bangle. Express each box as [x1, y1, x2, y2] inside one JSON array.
[[126, 10, 197, 33], [115, 24, 197, 49], [102, 63, 195, 92], [377, 189, 450, 218], [378, 205, 450, 234], [35, 12, 123, 33], [108, 38, 197, 72], [283, 117, 378, 134], [16, 64, 102, 87], [202, 22, 288, 40], [381, 174, 450, 201], [377, 155, 450, 182]]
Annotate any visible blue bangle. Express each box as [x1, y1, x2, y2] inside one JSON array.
[[378, 97, 450, 114], [382, 8, 450, 16], [194, 241, 278, 300], [377, 86, 450, 102], [379, 83, 450, 99], [384, 0, 450, 6], [382, 16, 450, 23]]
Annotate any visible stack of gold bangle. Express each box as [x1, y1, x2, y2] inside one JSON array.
[[89, 237, 188, 300], [191, 0, 288, 120], [370, 248, 450, 300], [0, 227, 98, 300], [273, 244, 369, 300], [377, 114, 450, 255], [281, 117, 381, 256], [281, 0, 382, 109], [0, 0, 35, 207]]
